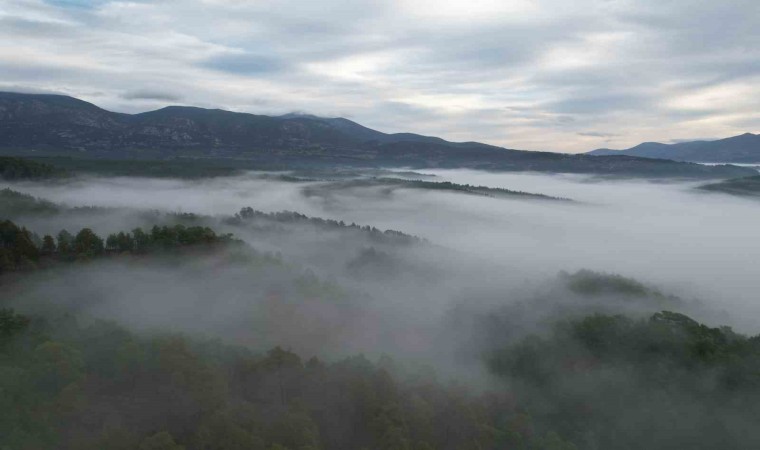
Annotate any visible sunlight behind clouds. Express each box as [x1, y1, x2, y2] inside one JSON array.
[[398, 0, 540, 22], [0, 0, 757, 151]]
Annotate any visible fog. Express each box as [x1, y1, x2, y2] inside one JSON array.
[[3, 169, 760, 374]]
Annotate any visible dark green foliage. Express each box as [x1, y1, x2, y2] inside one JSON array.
[[699, 175, 760, 198], [0, 188, 60, 217], [0, 156, 59, 180], [377, 178, 571, 201], [488, 311, 760, 449], [105, 225, 235, 253], [0, 219, 39, 272], [57, 229, 73, 255], [0, 220, 238, 274], [139, 431, 185, 450], [41, 234, 56, 255], [561, 269, 653, 297], [229, 207, 421, 246], [27, 156, 242, 179], [0, 308, 30, 343], [301, 177, 570, 202], [73, 228, 104, 257], [106, 231, 135, 252], [0, 312, 560, 450]]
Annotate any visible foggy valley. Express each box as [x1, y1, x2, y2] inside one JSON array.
[[3, 160, 760, 449], [2, 0, 760, 447]]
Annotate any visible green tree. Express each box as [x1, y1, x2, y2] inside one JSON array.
[[85, 427, 139, 450], [32, 341, 84, 395], [132, 227, 149, 252], [41, 234, 56, 255], [139, 431, 185, 450], [73, 228, 104, 257], [57, 229, 73, 254]]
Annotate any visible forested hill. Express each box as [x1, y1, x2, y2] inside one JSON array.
[[698, 175, 760, 198], [0, 92, 755, 179], [0, 156, 60, 180]]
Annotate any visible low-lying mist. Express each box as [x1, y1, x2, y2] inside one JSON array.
[[7, 169, 759, 324], [5, 167, 760, 449], [2, 169, 758, 376]]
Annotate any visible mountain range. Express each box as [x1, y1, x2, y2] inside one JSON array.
[[588, 133, 760, 163], [0, 91, 754, 179]]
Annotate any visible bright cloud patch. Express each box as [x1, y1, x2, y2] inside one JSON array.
[[0, 0, 757, 151]]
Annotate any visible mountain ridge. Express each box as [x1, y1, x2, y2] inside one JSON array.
[[0, 91, 754, 179], [588, 133, 760, 163]]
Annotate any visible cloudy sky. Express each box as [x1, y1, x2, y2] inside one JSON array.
[[1, 0, 758, 152]]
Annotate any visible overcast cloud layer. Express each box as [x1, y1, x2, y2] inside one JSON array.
[[1, 0, 758, 152]]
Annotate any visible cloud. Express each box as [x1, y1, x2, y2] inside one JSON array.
[[578, 131, 618, 138], [0, 0, 757, 152], [668, 137, 720, 144], [204, 53, 289, 76], [121, 89, 183, 102]]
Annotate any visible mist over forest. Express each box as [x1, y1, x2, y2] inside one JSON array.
[[3, 157, 760, 449], [3, 0, 759, 444]]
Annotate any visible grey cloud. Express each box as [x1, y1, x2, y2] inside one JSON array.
[[121, 89, 183, 102], [45, 0, 108, 9], [203, 53, 289, 76], [0, 84, 67, 95], [579, 131, 617, 138], [0, 16, 76, 38], [548, 93, 651, 115], [1, 0, 758, 151], [669, 137, 720, 143]]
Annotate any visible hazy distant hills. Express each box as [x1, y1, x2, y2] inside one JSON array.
[[699, 175, 760, 198], [0, 91, 754, 178], [588, 133, 760, 163]]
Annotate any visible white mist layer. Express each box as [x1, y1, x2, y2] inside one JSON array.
[[5, 169, 760, 335]]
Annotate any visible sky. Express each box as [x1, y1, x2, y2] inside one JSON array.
[[0, 0, 758, 152]]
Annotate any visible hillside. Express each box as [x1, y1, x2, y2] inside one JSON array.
[[588, 133, 760, 163], [0, 92, 755, 178], [698, 175, 760, 198]]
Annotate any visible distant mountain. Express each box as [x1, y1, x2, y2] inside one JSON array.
[[0, 92, 754, 179], [588, 133, 760, 163]]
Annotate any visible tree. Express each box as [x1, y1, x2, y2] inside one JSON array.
[[73, 228, 104, 257], [0, 309, 30, 344], [32, 341, 84, 395], [41, 234, 56, 255], [0, 220, 39, 270], [262, 347, 302, 406], [106, 233, 119, 251], [132, 227, 149, 252], [138, 431, 185, 450], [116, 231, 135, 252], [85, 428, 139, 450], [267, 408, 321, 450], [57, 229, 73, 254]]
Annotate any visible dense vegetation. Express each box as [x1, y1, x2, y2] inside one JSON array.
[[378, 178, 571, 201], [301, 178, 571, 202], [1, 307, 581, 450], [227, 207, 422, 246], [0, 156, 60, 180], [0, 219, 236, 273], [5, 295, 760, 450], [0, 188, 60, 216], [2, 164, 759, 450], [487, 311, 760, 449], [25, 157, 245, 179], [699, 175, 760, 198]]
